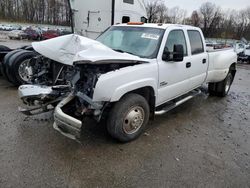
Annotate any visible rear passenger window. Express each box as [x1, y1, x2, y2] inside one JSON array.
[[188, 30, 204, 55], [165, 30, 187, 56]]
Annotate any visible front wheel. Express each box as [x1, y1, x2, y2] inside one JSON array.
[[107, 93, 150, 142], [208, 70, 234, 97]]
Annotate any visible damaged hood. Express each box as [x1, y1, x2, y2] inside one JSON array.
[[32, 34, 146, 66]]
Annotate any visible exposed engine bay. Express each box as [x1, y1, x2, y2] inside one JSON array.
[[18, 61, 139, 116], [56, 63, 139, 120], [26, 55, 74, 86]]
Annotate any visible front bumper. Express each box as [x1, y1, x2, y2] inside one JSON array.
[[18, 85, 54, 99], [53, 94, 82, 140]]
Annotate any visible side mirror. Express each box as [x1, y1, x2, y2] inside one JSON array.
[[173, 44, 184, 62], [162, 44, 184, 62]]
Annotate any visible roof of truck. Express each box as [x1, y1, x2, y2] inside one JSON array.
[[115, 23, 200, 30]]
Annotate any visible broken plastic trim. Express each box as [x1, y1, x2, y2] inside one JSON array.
[[19, 97, 63, 116], [76, 92, 102, 110]]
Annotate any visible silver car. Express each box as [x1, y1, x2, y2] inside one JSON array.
[[8, 30, 28, 40]]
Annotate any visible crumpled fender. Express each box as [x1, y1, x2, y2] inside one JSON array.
[[92, 61, 158, 102]]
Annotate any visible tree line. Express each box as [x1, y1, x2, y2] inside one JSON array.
[[0, 0, 70, 26], [146, 0, 250, 40]]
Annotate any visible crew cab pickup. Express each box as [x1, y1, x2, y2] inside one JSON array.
[[18, 23, 237, 142]]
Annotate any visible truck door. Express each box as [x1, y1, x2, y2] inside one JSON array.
[[186, 30, 208, 88], [157, 29, 193, 106]]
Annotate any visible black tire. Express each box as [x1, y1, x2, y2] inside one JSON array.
[[1, 49, 22, 81], [107, 93, 150, 142], [208, 70, 234, 97], [0, 45, 11, 76], [23, 46, 33, 51], [5, 50, 36, 86], [0, 45, 11, 51]]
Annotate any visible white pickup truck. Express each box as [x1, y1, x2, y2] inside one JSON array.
[[19, 23, 237, 142]]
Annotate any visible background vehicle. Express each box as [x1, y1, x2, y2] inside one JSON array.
[[70, 0, 147, 39], [8, 30, 28, 40], [0, 24, 5, 30], [11, 25, 22, 30], [244, 45, 250, 63], [18, 23, 237, 142], [24, 27, 42, 40], [234, 43, 245, 55], [3, 25, 13, 31], [59, 29, 73, 36], [42, 30, 60, 40]]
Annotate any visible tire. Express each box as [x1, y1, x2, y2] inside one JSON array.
[[208, 70, 234, 97], [0, 45, 11, 76], [107, 93, 150, 142], [5, 50, 36, 86], [1, 49, 22, 81], [23, 46, 33, 51], [0, 45, 11, 51]]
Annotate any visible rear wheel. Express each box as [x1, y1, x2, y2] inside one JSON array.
[[1, 49, 22, 81], [0, 45, 11, 76], [208, 70, 234, 97], [107, 93, 150, 142]]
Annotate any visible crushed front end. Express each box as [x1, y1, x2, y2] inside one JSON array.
[[53, 64, 117, 140]]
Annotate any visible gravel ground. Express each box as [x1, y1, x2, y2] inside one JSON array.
[[0, 39, 250, 188]]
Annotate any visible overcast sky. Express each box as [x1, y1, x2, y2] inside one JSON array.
[[164, 0, 250, 15]]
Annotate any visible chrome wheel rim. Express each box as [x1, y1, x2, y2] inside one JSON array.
[[18, 59, 31, 82], [123, 106, 145, 135], [225, 74, 232, 93]]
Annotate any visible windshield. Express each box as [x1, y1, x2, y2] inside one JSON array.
[[96, 26, 165, 58]]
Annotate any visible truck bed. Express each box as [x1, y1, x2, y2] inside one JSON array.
[[206, 48, 237, 83]]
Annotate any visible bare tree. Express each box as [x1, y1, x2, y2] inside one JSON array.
[[190, 11, 200, 27], [146, 0, 168, 23], [199, 2, 223, 37], [168, 6, 187, 24]]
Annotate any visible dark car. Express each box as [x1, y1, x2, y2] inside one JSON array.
[[42, 30, 60, 40], [60, 29, 72, 36], [24, 27, 42, 41]]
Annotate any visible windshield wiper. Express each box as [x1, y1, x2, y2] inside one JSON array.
[[113, 49, 137, 56], [113, 49, 125, 53]]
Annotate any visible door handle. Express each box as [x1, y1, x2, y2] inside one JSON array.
[[186, 62, 191, 68], [202, 59, 207, 64]]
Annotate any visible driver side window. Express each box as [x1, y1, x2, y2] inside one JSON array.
[[165, 30, 187, 56]]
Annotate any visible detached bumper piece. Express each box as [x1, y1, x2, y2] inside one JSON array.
[[53, 95, 82, 140], [18, 85, 70, 116]]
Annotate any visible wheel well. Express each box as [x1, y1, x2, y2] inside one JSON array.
[[127, 87, 156, 119], [100, 87, 156, 122], [230, 63, 237, 78]]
